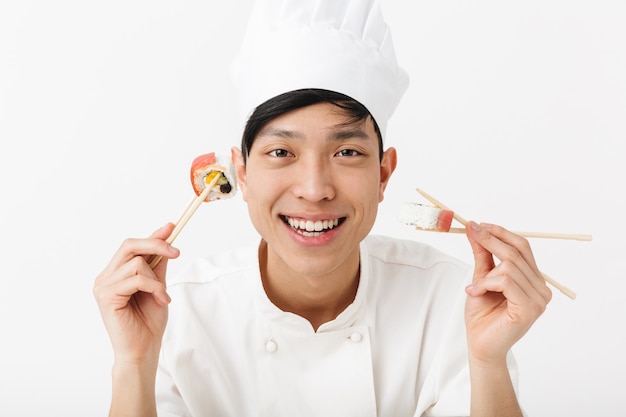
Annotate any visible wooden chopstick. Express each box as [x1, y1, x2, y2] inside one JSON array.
[[149, 174, 220, 269], [414, 187, 578, 300], [540, 272, 577, 300], [415, 187, 468, 225], [433, 227, 592, 241], [173, 195, 198, 226]]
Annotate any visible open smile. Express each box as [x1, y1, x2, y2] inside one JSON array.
[[280, 215, 346, 237]]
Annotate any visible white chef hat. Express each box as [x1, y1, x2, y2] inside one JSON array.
[[230, 0, 409, 139]]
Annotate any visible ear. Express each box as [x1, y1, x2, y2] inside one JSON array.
[[378, 147, 397, 202], [231, 147, 248, 202]]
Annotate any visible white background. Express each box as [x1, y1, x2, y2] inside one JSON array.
[[1, 0, 624, 415]]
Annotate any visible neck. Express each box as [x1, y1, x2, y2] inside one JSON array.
[[258, 241, 360, 331]]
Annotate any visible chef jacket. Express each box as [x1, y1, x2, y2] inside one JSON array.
[[156, 235, 520, 416]]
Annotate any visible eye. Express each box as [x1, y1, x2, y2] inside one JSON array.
[[335, 148, 363, 157], [267, 149, 293, 158]]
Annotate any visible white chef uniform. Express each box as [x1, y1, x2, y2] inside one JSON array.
[[155, 235, 520, 416]]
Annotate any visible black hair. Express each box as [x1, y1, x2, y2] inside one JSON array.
[[240, 88, 383, 164]]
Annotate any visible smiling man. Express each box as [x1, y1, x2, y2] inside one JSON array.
[[94, 1, 550, 416], [235, 94, 395, 332]]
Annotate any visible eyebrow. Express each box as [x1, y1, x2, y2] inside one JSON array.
[[258, 127, 301, 139], [258, 126, 372, 141]]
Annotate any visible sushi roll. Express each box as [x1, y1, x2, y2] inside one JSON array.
[[190, 152, 237, 202], [399, 202, 453, 232]]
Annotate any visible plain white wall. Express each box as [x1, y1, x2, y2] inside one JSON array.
[[1, 0, 624, 415]]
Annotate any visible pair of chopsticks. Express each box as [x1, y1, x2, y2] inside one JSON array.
[[415, 187, 583, 299], [148, 174, 221, 269]]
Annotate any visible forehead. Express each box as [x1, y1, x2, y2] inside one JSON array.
[[256, 102, 376, 142]]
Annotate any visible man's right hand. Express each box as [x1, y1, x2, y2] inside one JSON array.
[[93, 222, 179, 366]]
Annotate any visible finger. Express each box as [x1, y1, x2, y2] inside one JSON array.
[[480, 259, 547, 305], [124, 273, 171, 306], [465, 221, 496, 282], [141, 222, 177, 261], [465, 273, 542, 328], [466, 222, 551, 302], [479, 223, 539, 271], [467, 271, 549, 324], [115, 274, 171, 307], [94, 269, 171, 311], [151, 254, 170, 281], [95, 246, 174, 306], [466, 222, 538, 282], [101, 256, 171, 303], [478, 223, 549, 300], [94, 244, 179, 286], [466, 256, 546, 313], [466, 272, 525, 302], [150, 222, 176, 240], [103, 224, 179, 274], [96, 255, 163, 298]]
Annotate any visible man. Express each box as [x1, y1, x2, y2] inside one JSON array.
[[94, 1, 551, 416]]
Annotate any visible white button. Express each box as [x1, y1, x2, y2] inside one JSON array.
[[349, 332, 363, 343], [265, 339, 277, 353]]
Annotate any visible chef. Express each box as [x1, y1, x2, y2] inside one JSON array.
[[94, 0, 551, 416]]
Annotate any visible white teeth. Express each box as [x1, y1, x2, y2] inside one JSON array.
[[285, 216, 340, 233]]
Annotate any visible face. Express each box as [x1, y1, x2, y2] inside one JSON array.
[[233, 102, 397, 280]]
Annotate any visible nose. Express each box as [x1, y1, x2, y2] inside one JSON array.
[[291, 157, 335, 202]]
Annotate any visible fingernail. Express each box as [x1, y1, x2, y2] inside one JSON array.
[[470, 222, 482, 232]]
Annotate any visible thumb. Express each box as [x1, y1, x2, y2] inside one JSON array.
[[147, 222, 179, 279], [465, 221, 495, 282], [150, 222, 176, 240]]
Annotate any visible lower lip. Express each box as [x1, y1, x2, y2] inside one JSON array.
[[284, 221, 341, 247]]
